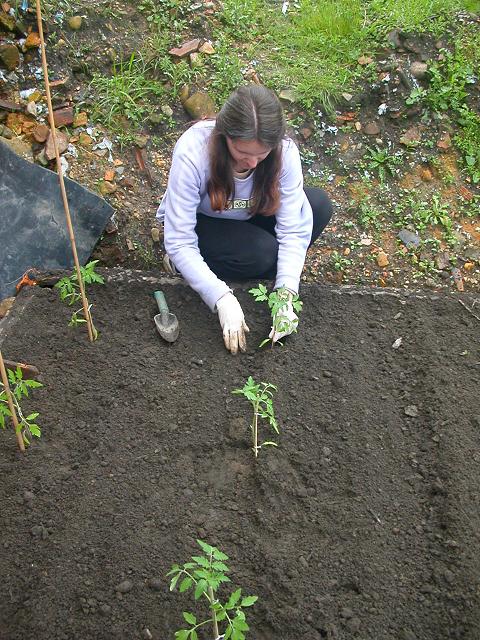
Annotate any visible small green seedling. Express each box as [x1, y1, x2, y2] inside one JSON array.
[[249, 284, 302, 347], [232, 376, 279, 458], [0, 367, 43, 446], [55, 260, 104, 339], [167, 539, 258, 640]]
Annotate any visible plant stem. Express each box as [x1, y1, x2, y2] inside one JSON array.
[[0, 353, 25, 452], [253, 407, 259, 458], [207, 586, 219, 639]]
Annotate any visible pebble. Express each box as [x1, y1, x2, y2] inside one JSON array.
[[364, 121, 381, 135], [340, 607, 353, 619], [346, 617, 361, 632], [410, 61, 428, 79], [68, 16, 83, 30], [404, 405, 419, 417], [115, 579, 133, 593], [322, 370, 332, 378], [147, 577, 163, 591]]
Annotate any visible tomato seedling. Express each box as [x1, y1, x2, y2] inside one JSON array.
[[249, 283, 302, 347], [55, 260, 104, 339], [0, 366, 43, 446], [167, 539, 258, 640], [232, 376, 279, 458]]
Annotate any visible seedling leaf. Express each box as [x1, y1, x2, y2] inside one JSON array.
[[183, 612, 196, 625], [179, 577, 193, 593]]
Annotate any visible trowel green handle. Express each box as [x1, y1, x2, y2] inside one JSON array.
[[154, 290, 170, 321]]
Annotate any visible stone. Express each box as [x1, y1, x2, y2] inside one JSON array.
[[364, 121, 380, 135], [0, 296, 15, 318], [300, 127, 312, 140], [115, 580, 133, 593], [436, 251, 450, 270], [398, 229, 420, 249], [357, 55, 374, 65], [387, 29, 404, 49], [437, 133, 452, 150], [410, 61, 428, 79], [53, 106, 74, 127], [151, 227, 160, 242], [178, 84, 190, 104], [134, 134, 149, 148], [24, 32, 41, 49], [376, 250, 389, 267], [342, 92, 353, 101], [169, 38, 200, 58], [73, 111, 88, 127], [0, 10, 16, 31], [67, 15, 83, 30], [279, 88, 295, 102], [32, 123, 49, 143], [400, 126, 421, 146], [0, 123, 13, 139], [0, 43, 20, 71], [199, 41, 215, 55], [78, 132, 93, 146], [2, 136, 34, 161], [45, 129, 69, 160], [183, 92, 216, 119], [148, 113, 164, 125], [189, 52, 201, 68], [147, 577, 162, 591], [161, 104, 173, 117], [6, 112, 29, 135], [404, 405, 419, 417], [99, 181, 117, 196]]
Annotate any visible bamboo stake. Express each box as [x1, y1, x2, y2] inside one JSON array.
[[34, 0, 95, 342], [0, 350, 25, 452]]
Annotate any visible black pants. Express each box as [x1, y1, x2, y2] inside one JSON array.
[[195, 187, 332, 281]]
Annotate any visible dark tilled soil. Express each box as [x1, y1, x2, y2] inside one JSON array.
[[1, 275, 479, 640]]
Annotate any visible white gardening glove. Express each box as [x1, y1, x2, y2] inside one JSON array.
[[216, 292, 249, 355], [269, 288, 299, 343]]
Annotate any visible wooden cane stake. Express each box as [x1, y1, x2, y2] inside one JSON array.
[[0, 350, 25, 452], [34, 0, 95, 342]]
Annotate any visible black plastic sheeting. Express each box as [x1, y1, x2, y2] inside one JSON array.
[[0, 140, 113, 300]]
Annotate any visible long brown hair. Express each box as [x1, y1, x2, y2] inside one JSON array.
[[208, 85, 285, 216]]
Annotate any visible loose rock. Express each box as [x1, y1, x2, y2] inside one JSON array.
[[183, 92, 216, 119], [410, 61, 428, 79], [169, 38, 200, 58], [0, 43, 20, 71], [376, 250, 389, 267], [67, 15, 83, 30], [115, 579, 133, 593], [364, 122, 380, 135], [45, 129, 69, 160]]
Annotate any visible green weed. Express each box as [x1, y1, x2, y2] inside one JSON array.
[[364, 146, 403, 183], [330, 250, 353, 271], [90, 54, 166, 130]]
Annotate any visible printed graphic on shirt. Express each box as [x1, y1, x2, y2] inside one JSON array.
[[225, 197, 254, 210]]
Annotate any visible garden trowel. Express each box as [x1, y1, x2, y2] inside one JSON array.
[[153, 290, 179, 343]]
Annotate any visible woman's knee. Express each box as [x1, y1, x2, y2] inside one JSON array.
[[304, 187, 333, 245], [242, 232, 278, 274]]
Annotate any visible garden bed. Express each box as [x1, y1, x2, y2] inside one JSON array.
[[1, 273, 479, 640]]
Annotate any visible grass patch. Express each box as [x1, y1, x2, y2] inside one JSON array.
[[90, 54, 166, 131]]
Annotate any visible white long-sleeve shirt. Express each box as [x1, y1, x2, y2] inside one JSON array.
[[156, 120, 313, 311]]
